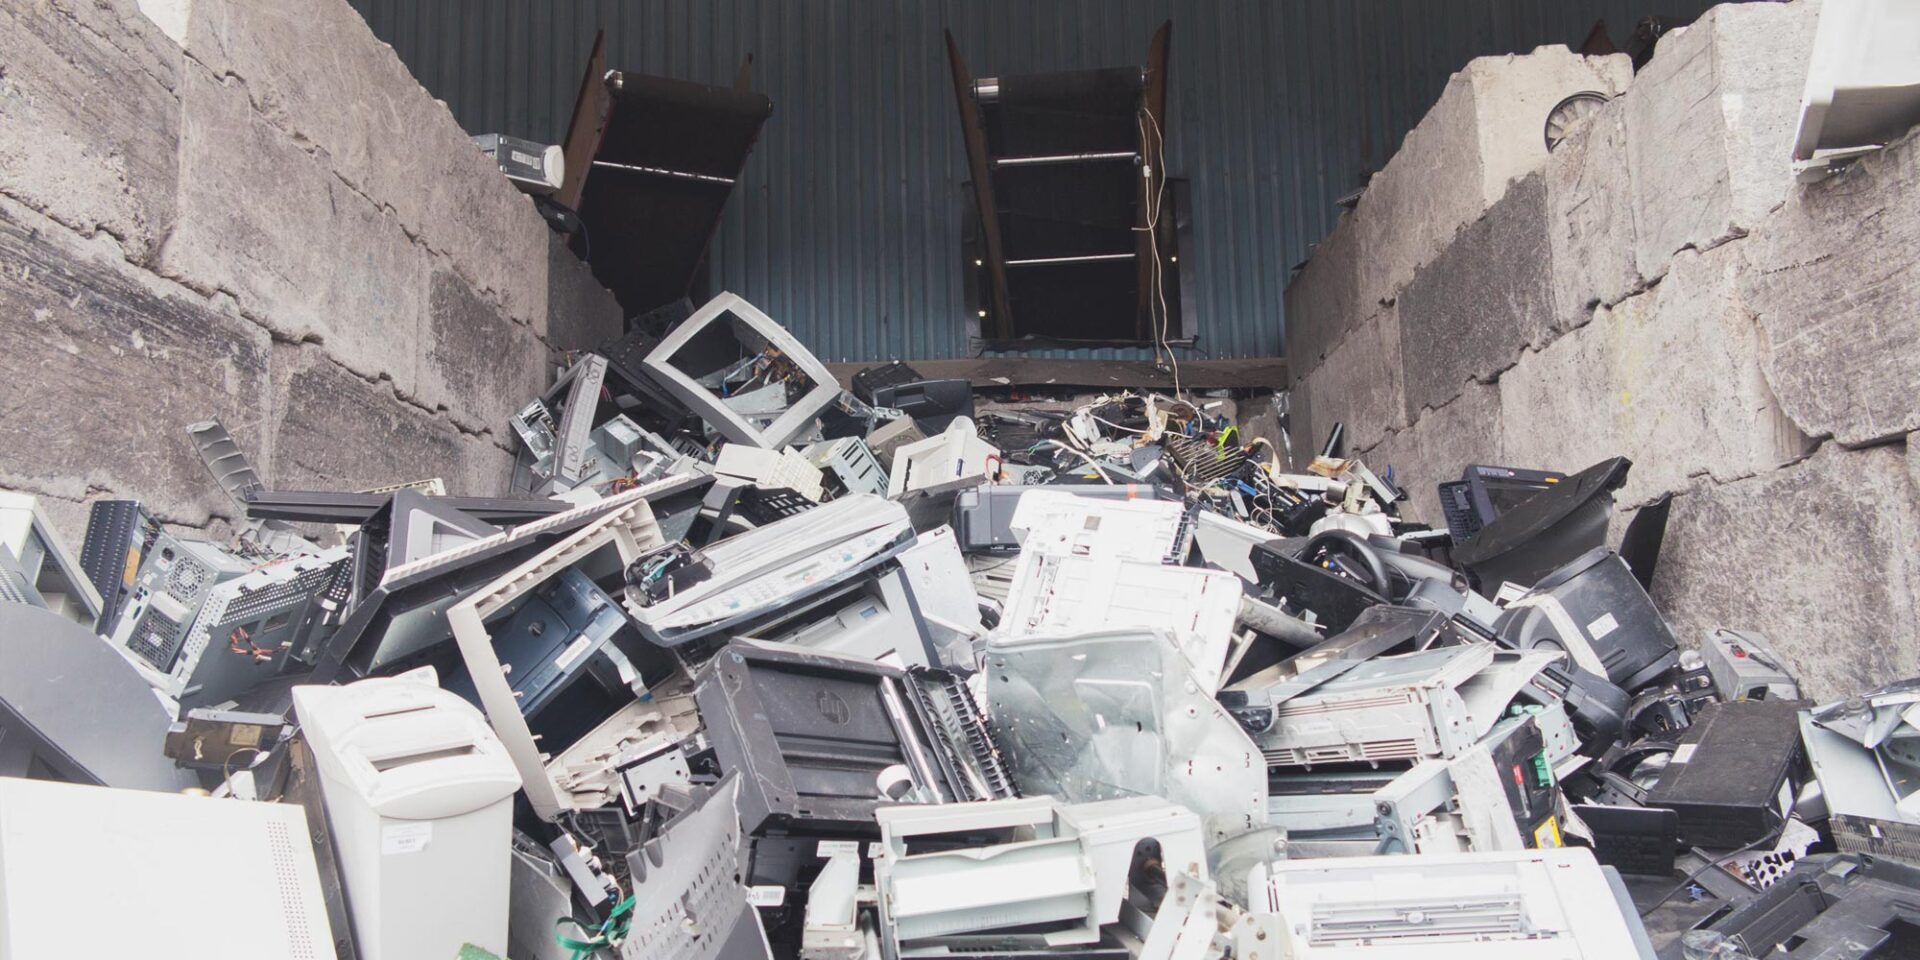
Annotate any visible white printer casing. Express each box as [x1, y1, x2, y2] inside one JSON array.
[[293, 668, 522, 960]]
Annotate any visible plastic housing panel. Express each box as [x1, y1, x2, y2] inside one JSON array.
[[641, 292, 840, 449], [1247, 847, 1654, 958], [998, 556, 1241, 692], [445, 494, 667, 821], [1259, 643, 1497, 768], [623, 494, 913, 648], [0, 777, 338, 960], [617, 773, 773, 960], [1793, 0, 1920, 179], [984, 628, 1267, 844], [691, 641, 963, 833]]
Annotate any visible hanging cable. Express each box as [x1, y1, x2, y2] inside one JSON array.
[[1032, 440, 1116, 483], [1135, 103, 1181, 398]]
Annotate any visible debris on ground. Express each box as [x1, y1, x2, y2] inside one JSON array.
[[5, 290, 1916, 960]]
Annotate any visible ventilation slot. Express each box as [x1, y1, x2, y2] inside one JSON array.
[[265, 819, 318, 959]]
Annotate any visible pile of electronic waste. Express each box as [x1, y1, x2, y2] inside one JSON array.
[[4, 290, 1919, 960]]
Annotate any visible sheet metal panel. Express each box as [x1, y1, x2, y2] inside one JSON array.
[[352, 0, 1726, 364]]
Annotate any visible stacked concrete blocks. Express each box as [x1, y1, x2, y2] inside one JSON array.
[[0, 0, 625, 543], [1283, 1, 1915, 696]]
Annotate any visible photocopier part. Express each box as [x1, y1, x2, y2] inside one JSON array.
[[293, 670, 521, 960], [0, 491, 103, 629], [443, 566, 636, 721], [693, 641, 1003, 834], [0, 777, 338, 960], [952, 483, 1174, 554], [1644, 697, 1809, 849], [1244, 847, 1657, 958], [1702, 627, 1801, 702], [1495, 547, 1679, 693]]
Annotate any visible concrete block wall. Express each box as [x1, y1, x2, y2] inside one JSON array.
[[0, 0, 622, 545], [1284, 0, 1919, 698]]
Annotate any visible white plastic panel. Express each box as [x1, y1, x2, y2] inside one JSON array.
[[0, 778, 337, 960], [641, 292, 840, 449], [886, 417, 1000, 498], [1794, 0, 1920, 179], [999, 556, 1241, 692], [1248, 847, 1652, 958]]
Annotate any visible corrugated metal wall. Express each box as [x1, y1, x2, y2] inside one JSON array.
[[352, 0, 1724, 363]]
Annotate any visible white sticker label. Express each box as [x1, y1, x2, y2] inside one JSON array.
[[382, 822, 432, 855], [867, 842, 884, 859], [1670, 743, 1697, 764], [747, 885, 787, 907], [1587, 612, 1620, 641], [817, 840, 861, 859], [552, 635, 595, 672]]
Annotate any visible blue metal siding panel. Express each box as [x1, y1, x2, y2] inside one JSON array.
[[351, 0, 1727, 363]]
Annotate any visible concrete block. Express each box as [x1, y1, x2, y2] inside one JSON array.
[[1500, 243, 1810, 507], [546, 234, 625, 351], [161, 65, 427, 398], [1744, 127, 1920, 447], [421, 267, 554, 436], [1625, 0, 1820, 280], [183, 0, 553, 329], [0, 197, 271, 528], [1398, 174, 1557, 417], [1636, 244, 1817, 489], [1355, 382, 1504, 528], [1545, 97, 1640, 321], [1651, 441, 1920, 700], [1496, 310, 1617, 486], [1295, 307, 1406, 455], [266, 343, 511, 497], [0, 0, 181, 264], [1911, 431, 1920, 498], [1282, 211, 1363, 375], [1354, 46, 1631, 314]]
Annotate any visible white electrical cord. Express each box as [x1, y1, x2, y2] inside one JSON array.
[[1135, 103, 1181, 398], [1034, 439, 1116, 483]]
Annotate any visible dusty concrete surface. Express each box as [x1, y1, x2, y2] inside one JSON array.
[[1357, 382, 1505, 527], [1284, 0, 1913, 692], [1545, 98, 1639, 323], [1283, 210, 1363, 377], [0, 197, 269, 529], [0, 0, 182, 265], [1295, 307, 1406, 455], [1623, 0, 1820, 281], [1351, 46, 1631, 321], [1499, 244, 1810, 508], [1651, 441, 1920, 699], [1744, 128, 1920, 448], [0, 0, 622, 546], [1397, 174, 1558, 418]]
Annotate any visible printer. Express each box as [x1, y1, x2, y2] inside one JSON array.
[[293, 669, 522, 960]]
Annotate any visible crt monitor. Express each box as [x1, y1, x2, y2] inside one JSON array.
[[1439, 464, 1566, 543]]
